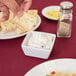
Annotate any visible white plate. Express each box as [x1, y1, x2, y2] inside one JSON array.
[[42, 6, 60, 20], [0, 15, 41, 39], [25, 58, 76, 76]]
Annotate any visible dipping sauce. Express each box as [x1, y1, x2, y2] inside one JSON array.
[[27, 33, 53, 50], [46, 10, 59, 19], [46, 10, 62, 19]]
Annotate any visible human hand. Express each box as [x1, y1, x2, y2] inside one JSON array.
[[0, 0, 32, 21], [16, 0, 32, 16], [0, 0, 21, 21]]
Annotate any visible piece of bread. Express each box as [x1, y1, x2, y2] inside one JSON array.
[[0, 10, 38, 34], [0, 20, 18, 33], [27, 10, 38, 16], [0, 11, 16, 33], [14, 10, 38, 34]]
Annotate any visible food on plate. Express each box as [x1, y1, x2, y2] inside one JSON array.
[[46, 71, 76, 76], [46, 71, 56, 76], [0, 10, 38, 34], [27, 10, 38, 16], [72, 73, 76, 76], [14, 10, 37, 34], [46, 10, 62, 19], [0, 20, 17, 33]]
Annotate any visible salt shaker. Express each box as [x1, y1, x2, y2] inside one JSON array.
[[57, 1, 73, 38]]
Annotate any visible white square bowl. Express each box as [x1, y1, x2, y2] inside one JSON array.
[[21, 31, 56, 59]]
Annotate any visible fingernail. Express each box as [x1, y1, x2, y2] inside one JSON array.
[[17, 11, 21, 16], [17, 11, 23, 17], [0, 18, 6, 22]]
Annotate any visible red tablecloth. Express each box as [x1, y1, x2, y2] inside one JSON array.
[[0, 0, 76, 76]]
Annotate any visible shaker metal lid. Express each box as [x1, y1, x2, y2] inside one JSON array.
[[60, 1, 73, 9]]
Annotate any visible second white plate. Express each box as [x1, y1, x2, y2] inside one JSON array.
[[25, 58, 76, 76]]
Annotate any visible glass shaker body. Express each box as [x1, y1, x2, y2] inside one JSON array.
[[57, 1, 73, 38]]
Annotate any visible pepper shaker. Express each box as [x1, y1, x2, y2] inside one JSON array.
[[57, 1, 73, 38]]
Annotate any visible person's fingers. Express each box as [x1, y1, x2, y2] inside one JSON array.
[[21, 0, 32, 12], [16, 0, 23, 6], [4, 0, 20, 16], [0, 6, 9, 22]]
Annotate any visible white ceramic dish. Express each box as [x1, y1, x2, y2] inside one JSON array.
[[24, 58, 76, 76], [42, 6, 60, 20], [0, 15, 41, 39], [21, 31, 56, 59]]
